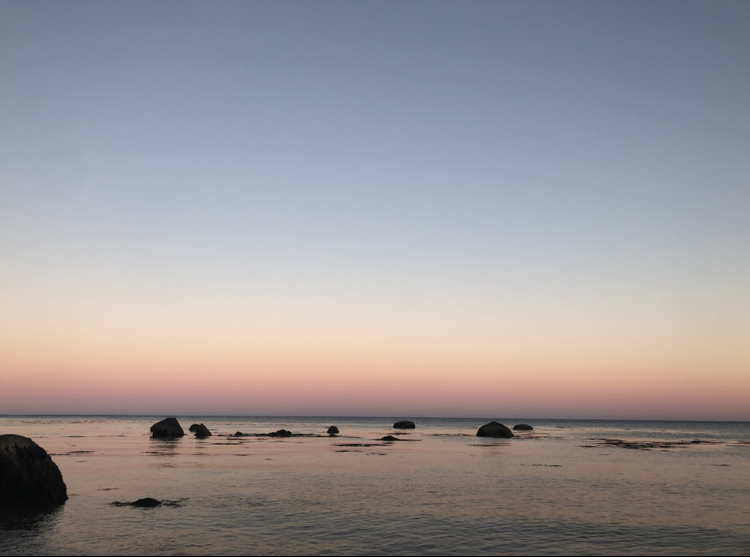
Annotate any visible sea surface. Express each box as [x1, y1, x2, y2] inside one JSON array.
[[1, 416, 749, 555]]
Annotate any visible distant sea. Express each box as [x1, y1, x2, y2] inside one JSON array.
[[1, 416, 749, 555]]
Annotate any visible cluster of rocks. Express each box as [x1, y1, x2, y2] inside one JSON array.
[[0, 417, 537, 506], [188, 424, 212, 437], [475, 422, 533, 438]]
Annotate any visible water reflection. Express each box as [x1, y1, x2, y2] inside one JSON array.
[[146, 437, 181, 458], [0, 504, 62, 554]]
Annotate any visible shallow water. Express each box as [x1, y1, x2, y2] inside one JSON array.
[[1, 416, 749, 555]]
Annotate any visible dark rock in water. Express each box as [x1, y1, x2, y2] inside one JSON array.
[[327, 426, 339, 435], [0, 434, 68, 504], [150, 418, 184, 438], [380, 435, 399, 441], [513, 424, 533, 431], [188, 424, 200, 432], [268, 429, 292, 438], [393, 421, 415, 429], [477, 421, 514, 438], [112, 497, 162, 508], [193, 424, 211, 437], [131, 497, 162, 508], [233, 432, 245, 437]]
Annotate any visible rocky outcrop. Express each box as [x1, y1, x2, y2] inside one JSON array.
[[150, 418, 185, 438], [268, 429, 292, 437], [193, 424, 211, 437], [476, 421, 514, 438], [188, 424, 200, 432], [327, 426, 339, 435], [0, 434, 68, 504], [393, 421, 415, 429], [513, 424, 533, 431]]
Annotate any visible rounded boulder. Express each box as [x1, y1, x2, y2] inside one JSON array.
[[0, 434, 68, 505], [476, 421, 514, 438]]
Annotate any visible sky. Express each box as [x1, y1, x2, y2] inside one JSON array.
[[1, 1, 749, 419]]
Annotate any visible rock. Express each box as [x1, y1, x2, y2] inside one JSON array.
[[131, 497, 162, 507], [513, 424, 533, 431], [233, 432, 245, 437], [476, 421, 514, 438], [0, 434, 68, 504], [193, 424, 211, 438], [150, 418, 185, 438], [268, 429, 292, 438], [112, 497, 162, 508], [188, 424, 200, 432], [327, 426, 339, 435], [393, 421, 415, 429], [380, 435, 399, 441]]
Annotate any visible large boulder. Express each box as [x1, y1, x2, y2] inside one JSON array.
[[513, 424, 533, 431], [0, 434, 68, 504], [188, 424, 200, 432], [193, 424, 211, 438], [150, 418, 185, 438], [476, 421, 514, 438], [327, 426, 339, 435], [393, 420, 415, 429]]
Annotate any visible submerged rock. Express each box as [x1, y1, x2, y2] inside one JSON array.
[[268, 429, 292, 438], [131, 497, 161, 508], [233, 432, 245, 437], [150, 418, 185, 438], [0, 434, 68, 504], [393, 421, 415, 429], [513, 424, 534, 431], [193, 424, 212, 438], [476, 421, 514, 438], [327, 426, 339, 435], [380, 435, 399, 441]]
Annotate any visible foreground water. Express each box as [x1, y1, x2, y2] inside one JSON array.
[[1, 416, 749, 555]]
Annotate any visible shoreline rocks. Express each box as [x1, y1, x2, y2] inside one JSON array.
[[150, 418, 185, 438], [327, 426, 339, 435], [513, 424, 534, 431], [393, 421, 415, 429], [0, 434, 68, 505], [476, 421, 514, 438]]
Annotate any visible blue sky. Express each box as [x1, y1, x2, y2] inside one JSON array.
[[1, 1, 749, 418]]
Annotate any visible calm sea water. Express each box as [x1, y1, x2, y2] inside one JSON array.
[[1, 416, 749, 555]]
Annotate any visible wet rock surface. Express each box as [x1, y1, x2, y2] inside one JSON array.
[[393, 421, 415, 429], [476, 421, 514, 438], [380, 435, 399, 441], [193, 424, 212, 437], [0, 434, 68, 505], [150, 418, 185, 438], [513, 424, 534, 431]]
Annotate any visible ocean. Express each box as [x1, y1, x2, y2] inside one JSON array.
[[1, 416, 749, 555]]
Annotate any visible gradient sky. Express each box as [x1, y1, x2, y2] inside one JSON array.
[[1, 1, 749, 419]]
